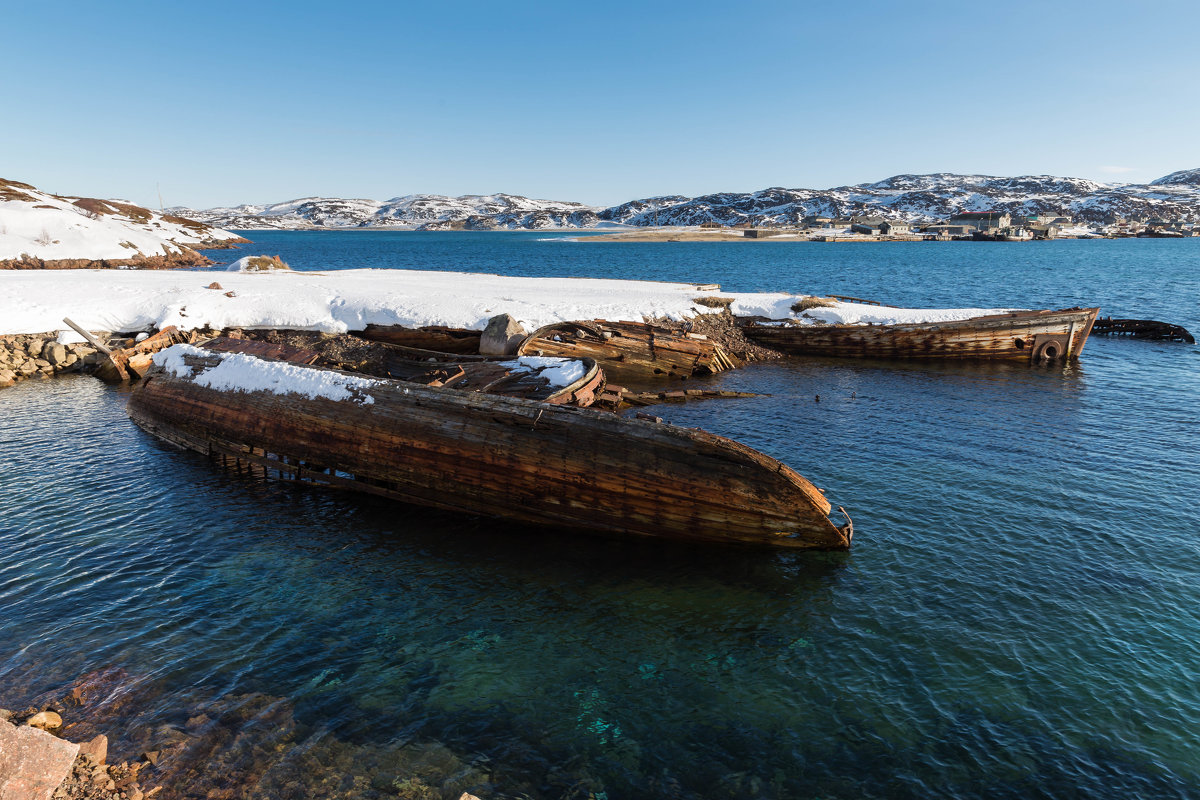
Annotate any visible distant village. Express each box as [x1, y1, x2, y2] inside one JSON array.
[[724, 212, 1200, 241]]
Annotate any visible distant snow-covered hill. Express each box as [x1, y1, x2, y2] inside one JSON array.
[[600, 172, 1200, 227], [1, 178, 245, 268], [172, 193, 603, 230], [170, 169, 1200, 231]]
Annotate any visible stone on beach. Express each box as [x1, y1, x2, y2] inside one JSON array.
[[0, 717, 80, 800], [479, 313, 526, 355], [78, 734, 108, 765], [42, 342, 67, 365]]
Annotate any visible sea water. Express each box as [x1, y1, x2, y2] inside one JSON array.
[[1, 235, 1197, 798]]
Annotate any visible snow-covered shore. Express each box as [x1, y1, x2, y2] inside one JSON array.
[[0, 267, 1015, 337], [0, 178, 245, 268]]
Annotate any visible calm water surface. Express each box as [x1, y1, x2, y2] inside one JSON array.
[[1, 235, 1198, 798]]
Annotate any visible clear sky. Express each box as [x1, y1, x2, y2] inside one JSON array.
[[4, 0, 1196, 209]]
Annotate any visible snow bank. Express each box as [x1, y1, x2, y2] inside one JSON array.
[[0, 267, 1027, 336], [153, 344, 379, 404], [499, 356, 586, 388]]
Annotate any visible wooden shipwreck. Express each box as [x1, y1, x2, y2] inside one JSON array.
[[516, 319, 739, 383], [127, 346, 852, 549], [206, 337, 605, 407], [357, 324, 481, 353], [741, 307, 1100, 362], [1091, 316, 1194, 344]]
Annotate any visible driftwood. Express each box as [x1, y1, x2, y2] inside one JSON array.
[[127, 351, 851, 549], [742, 307, 1100, 362], [516, 320, 739, 383]]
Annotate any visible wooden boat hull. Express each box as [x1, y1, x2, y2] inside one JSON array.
[[202, 337, 606, 406], [127, 351, 851, 549], [516, 320, 738, 383], [357, 324, 481, 354], [742, 307, 1099, 362]]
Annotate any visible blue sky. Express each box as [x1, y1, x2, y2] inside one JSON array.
[[4, 0, 1196, 208]]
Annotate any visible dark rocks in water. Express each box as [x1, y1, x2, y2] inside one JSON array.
[[26, 710, 64, 731]]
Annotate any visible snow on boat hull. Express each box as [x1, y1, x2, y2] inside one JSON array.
[[743, 307, 1099, 362], [127, 350, 851, 549]]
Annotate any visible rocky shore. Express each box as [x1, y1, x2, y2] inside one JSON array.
[[0, 250, 216, 270], [1, 668, 492, 800], [0, 334, 102, 388], [0, 706, 155, 800]]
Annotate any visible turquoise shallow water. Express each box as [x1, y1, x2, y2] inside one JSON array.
[[1, 236, 1198, 798]]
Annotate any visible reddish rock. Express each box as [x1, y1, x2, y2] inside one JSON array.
[[78, 734, 108, 765], [0, 717, 80, 800]]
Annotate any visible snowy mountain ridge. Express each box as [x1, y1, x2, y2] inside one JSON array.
[[172, 193, 604, 230], [176, 169, 1200, 230]]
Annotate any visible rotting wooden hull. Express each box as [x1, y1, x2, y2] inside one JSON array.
[[201, 337, 606, 406], [742, 307, 1100, 362], [95, 325, 195, 382], [516, 320, 739, 383], [358, 324, 481, 354], [127, 352, 851, 549]]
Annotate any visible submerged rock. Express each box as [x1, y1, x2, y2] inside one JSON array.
[[26, 710, 63, 731]]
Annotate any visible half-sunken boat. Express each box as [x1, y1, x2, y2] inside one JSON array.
[[516, 319, 738, 383], [127, 344, 852, 549], [742, 307, 1100, 362]]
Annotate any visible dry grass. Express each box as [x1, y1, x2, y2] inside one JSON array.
[[244, 255, 291, 271], [72, 198, 116, 216], [693, 295, 735, 310], [791, 296, 838, 313], [0, 178, 38, 203], [161, 213, 208, 231], [107, 201, 152, 223]]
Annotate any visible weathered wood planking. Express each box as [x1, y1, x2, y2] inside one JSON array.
[[95, 325, 193, 382], [742, 307, 1099, 362], [127, 352, 851, 549], [201, 337, 605, 407], [517, 320, 739, 383], [358, 324, 482, 354]]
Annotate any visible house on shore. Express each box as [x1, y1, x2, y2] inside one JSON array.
[[850, 217, 885, 235], [949, 211, 1012, 232], [879, 220, 911, 235]]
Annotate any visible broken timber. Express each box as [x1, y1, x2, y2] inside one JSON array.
[[358, 324, 482, 354], [90, 325, 193, 382], [516, 319, 739, 383], [127, 349, 852, 549]]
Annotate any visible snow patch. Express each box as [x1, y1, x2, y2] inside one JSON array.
[[153, 344, 379, 404], [498, 356, 586, 388]]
